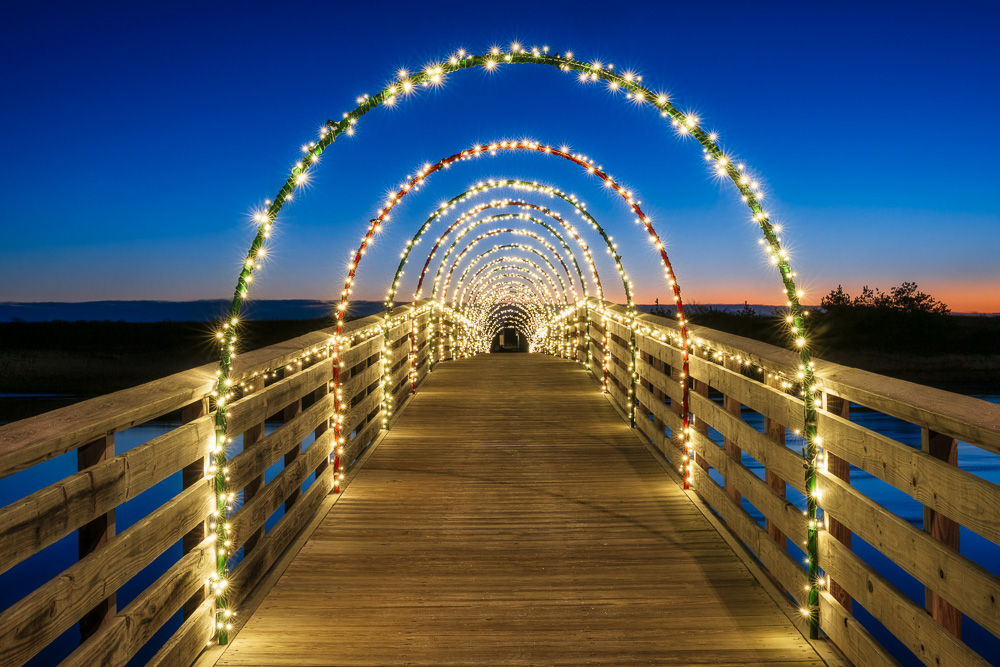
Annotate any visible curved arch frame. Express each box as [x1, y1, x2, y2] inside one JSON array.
[[214, 48, 820, 640], [458, 256, 565, 307]]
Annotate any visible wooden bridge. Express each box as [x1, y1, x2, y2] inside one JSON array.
[[1, 301, 999, 666]]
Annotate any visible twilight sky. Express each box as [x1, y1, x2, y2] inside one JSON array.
[[2, 0, 998, 312]]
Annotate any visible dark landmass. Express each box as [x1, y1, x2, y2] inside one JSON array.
[[0, 299, 385, 323], [0, 318, 347, 421], [2, 307, 997, 423], [670, 305, 1000, 395]]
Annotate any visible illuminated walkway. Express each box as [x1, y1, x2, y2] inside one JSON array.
[[214, 354, 825, 666]]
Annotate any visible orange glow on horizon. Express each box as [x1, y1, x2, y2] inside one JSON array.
[[630, 280, 1000, 314]]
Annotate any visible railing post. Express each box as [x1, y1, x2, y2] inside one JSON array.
[[670, 364, 684, 448], [181, 397, 210, 619], [283, 397, 303, 511], [763, 376, 787, 552], [824, 394, 853, 615], [241, 376, 267, 553], [313, 381, 331, 484], [922, 427, 962, 638], [651, 353, 665, 434], [722, 358, 743, 505], [77, 434, 115, 642], [692, 379, 710, 473]]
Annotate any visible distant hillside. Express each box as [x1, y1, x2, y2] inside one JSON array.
[[0, 300, 385, 323], [3, 300, 991, 324]]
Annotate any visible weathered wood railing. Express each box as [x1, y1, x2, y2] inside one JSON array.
[[558, 299, 1000, 667], [0, 301, 446, 666]]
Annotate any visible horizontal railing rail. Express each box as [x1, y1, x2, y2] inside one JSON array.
[[550, 298, 1000, 667], [0, 301, 451, 667]]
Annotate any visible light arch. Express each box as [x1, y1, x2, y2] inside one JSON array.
[[212, 47, 821, 642]]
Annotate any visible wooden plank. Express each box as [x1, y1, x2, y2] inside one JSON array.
[[633, 310, 1000, 453], [229, 430, 335, 553], [281, 397, 303, 511], [818, 591, 899, 667], [181, 398, 210, 618], [228, 464, 335, 609], [0, 409, 214, 577], [824, 394, 852, 616], [819, 534, 988, 666], [817, 409, 1000, 547], [343, 415, 383, 465], [61, 536, 215, 667], [146, 599, 215, 667], [227, 358, 332, 435], [216, 355, 824, 666], [653, 347, 1000, 549], [228, 394, 333, 493], [0, 304, 429, 480], [923, 428, 962, 637], [691, 464, 808, 608], [722, 357, 744, 505], [338, 334, 381, 371], [818, 471, 1000, 638], [692, 430, 807, 547], [341, 362, 381, 401], [0, 366, 215, 480], [0, 479, 213, 666], [345, 391, 382, 436], [77, 434, 116, 641]]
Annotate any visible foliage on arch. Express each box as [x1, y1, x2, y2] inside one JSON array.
[[210, 46, 821, 642]]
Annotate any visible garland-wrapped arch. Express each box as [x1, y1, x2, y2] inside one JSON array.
[[212, 46, 820, 642]]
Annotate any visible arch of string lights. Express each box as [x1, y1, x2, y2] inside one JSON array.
[[371, 140, 691, 422], [209, 44, 821, 643]]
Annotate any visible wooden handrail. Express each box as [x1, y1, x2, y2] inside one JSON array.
[[0, 301, 448, 667], [574, 299, 1000, 667]]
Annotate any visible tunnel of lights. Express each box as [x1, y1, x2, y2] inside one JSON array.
[[208, 45, 822, 643]]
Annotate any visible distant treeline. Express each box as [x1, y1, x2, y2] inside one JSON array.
[[0, 317, 343, 396], [651, 283, 996, 356], [648, 284, 999, 394]]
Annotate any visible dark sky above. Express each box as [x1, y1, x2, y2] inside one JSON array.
[[2, 0, 998, 311]]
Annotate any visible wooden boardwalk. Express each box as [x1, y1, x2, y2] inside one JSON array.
[[214, 354, 825, 666]]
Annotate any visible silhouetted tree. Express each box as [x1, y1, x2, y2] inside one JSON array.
[[817, 282, 951, 352]]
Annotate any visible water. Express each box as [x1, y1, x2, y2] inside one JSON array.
[[701, 394, 1000, 666], [2, 395, 999, 665]]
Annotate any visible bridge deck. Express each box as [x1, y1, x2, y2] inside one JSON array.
[[215, 354, 825, 666]]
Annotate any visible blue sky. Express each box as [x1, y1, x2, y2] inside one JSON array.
[[2, 0, 998, 311]]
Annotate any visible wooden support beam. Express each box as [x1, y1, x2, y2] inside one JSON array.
[[241, 376, 267, 553], [825, 394, 853, 615], [722, 357, 743, 505], [77, 434, 115, 642], [312, 383, 331, 483], [923, 427, 962, 639], [763, 375, 787, 552], [692, 379, 710, 472], [283, 398, 303, 511], [180, 397, 209, 619]]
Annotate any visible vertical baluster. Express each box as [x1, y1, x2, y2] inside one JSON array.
[[722, 358, 743, 505], [670, 364, 684, 450], [313, 381, 331, 485], [692, 379, 710, 473], [922, 427, 962, 638], [78, 434, 115, 642], [764, 375, 787, 551], [824, 394, 852, 614], [651, 354, 665, 435], [241, 376, 267, 553], [181, 397, 209, 618], [283, 396, 303, 511]]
